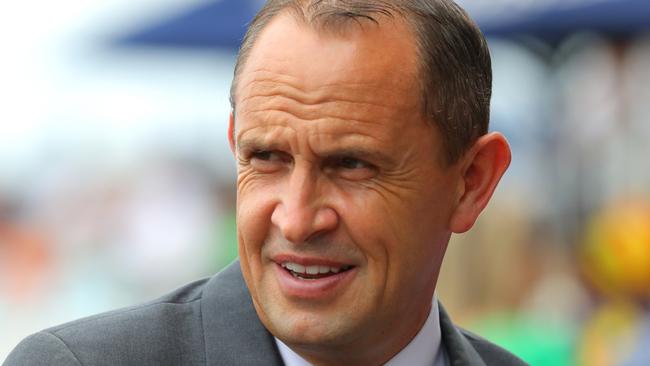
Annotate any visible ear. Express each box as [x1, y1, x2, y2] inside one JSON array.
[[449, 132, 511, 233], [228, 111, 236, 155]]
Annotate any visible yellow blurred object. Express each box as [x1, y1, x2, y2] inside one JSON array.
[[580, 200, 650, 300], [577, 301, 641, 366]]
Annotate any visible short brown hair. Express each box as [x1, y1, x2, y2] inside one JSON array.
[[230, 0, 492, 164]]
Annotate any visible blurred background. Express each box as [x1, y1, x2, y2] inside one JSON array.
[[1, 0, 649, 364]]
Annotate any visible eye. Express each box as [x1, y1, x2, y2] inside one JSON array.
[[251, 150, 278, 161], [247, 150, 290, 173], [337, 157, 370, 170], [328, 156, 377, 180]]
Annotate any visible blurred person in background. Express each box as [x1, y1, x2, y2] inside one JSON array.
[[4, 0, 525, 365]]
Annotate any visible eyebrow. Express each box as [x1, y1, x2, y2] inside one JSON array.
[[236, 138, 284, 155], [239, 138, 395, 165]]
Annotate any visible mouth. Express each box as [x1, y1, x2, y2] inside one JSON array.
[[280, 262, 354, 280], [272, 256, 358, 299]]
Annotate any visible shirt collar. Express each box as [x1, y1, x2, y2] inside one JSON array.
[[274, 297, 445, 366]]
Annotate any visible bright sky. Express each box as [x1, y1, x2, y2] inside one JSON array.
[[0, 0, 235, 187]]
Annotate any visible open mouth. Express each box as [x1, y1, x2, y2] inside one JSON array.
[[280, 262, 353, 280]]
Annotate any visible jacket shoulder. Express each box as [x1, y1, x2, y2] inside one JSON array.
[[5, 277, 210, 366], [459, 328, 529, 366], [3, 332, 82, 366]]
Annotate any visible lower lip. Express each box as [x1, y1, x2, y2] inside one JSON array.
[[273, 263, 357, 300]]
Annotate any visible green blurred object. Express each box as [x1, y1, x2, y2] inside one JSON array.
[[220, 212, 240, 265], [209, 211, 239, 271], [470, 312, 576, 366]]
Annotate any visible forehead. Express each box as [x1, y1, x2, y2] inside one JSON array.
[[235, 12, 421, 114]]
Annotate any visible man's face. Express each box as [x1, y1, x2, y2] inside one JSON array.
[[232, 13, 464, 361]]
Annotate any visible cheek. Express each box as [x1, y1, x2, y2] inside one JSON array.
[[341, 185, 431, 249], [236, 180, 279, 275], [335, 190, 404, 284], [340, 185, 449, 286]]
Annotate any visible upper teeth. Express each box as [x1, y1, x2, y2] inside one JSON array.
[[282, 262, 343, 274]]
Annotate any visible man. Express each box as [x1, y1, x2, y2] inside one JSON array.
[[5, 0, 525, 365]]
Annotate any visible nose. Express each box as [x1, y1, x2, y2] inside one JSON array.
[[271, 167, 338, 244]]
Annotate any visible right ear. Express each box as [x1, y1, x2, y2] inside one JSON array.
[[228, 111, 236, 155]]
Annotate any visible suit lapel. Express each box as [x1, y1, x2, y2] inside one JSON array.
[[438, 303, 486, 366], [201, 261, 284, 366]]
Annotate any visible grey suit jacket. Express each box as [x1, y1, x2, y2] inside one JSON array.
[[4, 262, 527, 365]]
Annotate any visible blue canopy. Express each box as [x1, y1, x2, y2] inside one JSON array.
[[116, 0, 650, 49], [118, 0, 263, 49], [479, 0, 650, 41]]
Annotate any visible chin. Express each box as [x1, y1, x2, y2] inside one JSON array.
[[266, 305, 361, 347]]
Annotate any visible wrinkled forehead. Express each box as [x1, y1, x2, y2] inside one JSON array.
[[234, 11, 421, 109]]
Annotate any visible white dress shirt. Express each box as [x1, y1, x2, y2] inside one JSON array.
[[274, 298, 448, 366]]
